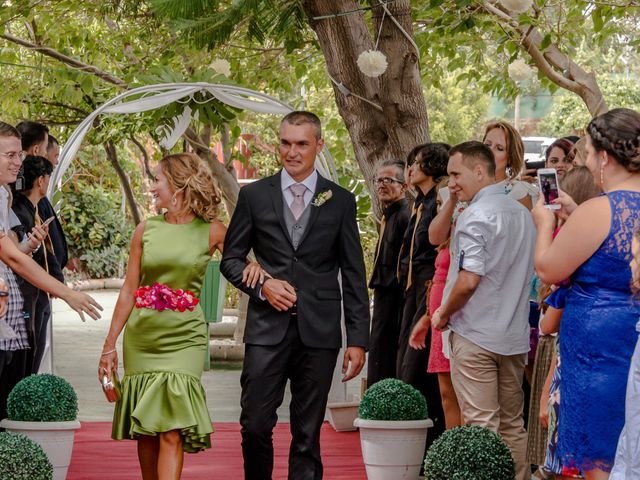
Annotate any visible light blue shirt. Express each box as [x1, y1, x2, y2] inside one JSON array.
[[280, 168, 317, 209], [448, 182, 536, 355]]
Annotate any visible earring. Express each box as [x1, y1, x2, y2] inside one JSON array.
[[600, 164, 605, 187], [171, 193, 178, 206]]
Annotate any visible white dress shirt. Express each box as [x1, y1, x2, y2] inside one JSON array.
[[447, 182, 536, 356], [281, 168, 317, 208]]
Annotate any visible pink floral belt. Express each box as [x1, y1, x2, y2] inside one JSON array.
[[134, 283, 199, 312]]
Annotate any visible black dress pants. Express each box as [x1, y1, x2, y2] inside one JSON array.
[[367, 286, 403, 387], [396, 281, 445, 449], [240, 316, 339, 480], [0, 349, 27, 423]]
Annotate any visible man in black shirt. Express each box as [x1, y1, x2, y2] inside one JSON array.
[[367, 160, 409, 387]]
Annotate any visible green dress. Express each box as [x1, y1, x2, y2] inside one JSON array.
[[112, 215, 213, 452]]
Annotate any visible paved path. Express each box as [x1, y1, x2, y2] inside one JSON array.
[[51, 290, 363, 423]]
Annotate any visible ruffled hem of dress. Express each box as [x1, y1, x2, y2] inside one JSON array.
[[111, 370, 213, 453]]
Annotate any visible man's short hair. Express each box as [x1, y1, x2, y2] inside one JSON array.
[[281, 111, 322, 140], [376, 159, 405, 182], [15, 121, 49, 151], [47, 134, 58, 152], [450, 141, 496, 177], [0, 121, 21, 139]]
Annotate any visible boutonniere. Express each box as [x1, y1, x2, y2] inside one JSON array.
[[312, 189, 333, 207]]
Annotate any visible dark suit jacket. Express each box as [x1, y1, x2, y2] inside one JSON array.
[[220, 171, 370, 350], [369, 199, 410, 290]]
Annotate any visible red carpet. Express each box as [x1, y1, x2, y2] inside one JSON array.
[[67, 422, 366, 479]]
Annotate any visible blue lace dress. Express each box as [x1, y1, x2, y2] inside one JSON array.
[[558, 190, 640, 472]]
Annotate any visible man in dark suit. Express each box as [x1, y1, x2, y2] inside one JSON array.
[[367, 160, 409, 386], [221, 111, 370, 480]]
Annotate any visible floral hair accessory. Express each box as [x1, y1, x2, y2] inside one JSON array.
[[134, 283, 199, 312], [312, 189, 333, 207]]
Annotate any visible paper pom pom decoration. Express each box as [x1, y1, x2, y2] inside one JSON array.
[[210, 58, 231, 77], [499, 0, 533, 13], [508, 58, 535, 82], [357, 50, 388, 78]]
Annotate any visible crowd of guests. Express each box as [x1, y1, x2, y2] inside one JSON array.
[[0, 120, 101, 423], [368, 108, 640, 480]]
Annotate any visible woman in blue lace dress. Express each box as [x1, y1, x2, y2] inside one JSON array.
[[532, 108, 640, 479]]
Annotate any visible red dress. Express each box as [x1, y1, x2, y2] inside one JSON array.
[[427, 247, 451, 373]]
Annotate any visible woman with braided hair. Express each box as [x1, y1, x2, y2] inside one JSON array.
[[532, 108, 640, 479], [99, 153, 265, 479]]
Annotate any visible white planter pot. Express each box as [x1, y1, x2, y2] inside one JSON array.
[[354, 417, 433, 480], [0, 418, 81, 480], [327, 400, 360, 432]]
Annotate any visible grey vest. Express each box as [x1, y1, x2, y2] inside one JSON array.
[[283, 200, 312, 250]]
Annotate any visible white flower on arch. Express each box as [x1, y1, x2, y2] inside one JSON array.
[[209, 58, 231, 77], [357, 50, 388, 78]]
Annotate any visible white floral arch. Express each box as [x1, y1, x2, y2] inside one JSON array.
[[49, 82, 338, 197]]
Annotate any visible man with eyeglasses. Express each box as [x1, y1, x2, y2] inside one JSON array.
[[0, 121, 101, 423], [367, 160, 409, 387]]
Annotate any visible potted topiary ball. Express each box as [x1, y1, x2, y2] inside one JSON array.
[[353, 378, 433, 480], [0, 374, 81, 480], [0, 431, 53, 479], [424, 425, 515, 480]]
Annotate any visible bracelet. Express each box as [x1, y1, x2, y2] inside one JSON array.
[[101, 348, 116, 356]]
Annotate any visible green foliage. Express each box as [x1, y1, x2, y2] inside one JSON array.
[[359, 378, 428, 421], [424, 425, 515, 480], [7, 374, 78, 422], [0, 432, 53, 480], [60, 182, 131, 279], [539, 76, 640, 137]]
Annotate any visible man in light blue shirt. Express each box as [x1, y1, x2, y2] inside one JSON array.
[[431, 141, 535, 480]]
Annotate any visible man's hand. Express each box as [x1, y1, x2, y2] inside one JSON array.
[[64, 290, 103, 322], [342, 346, 365, 382], [262, 278, 297, 311], [409, 313, 431, 350], [431, 307, 450, 331]]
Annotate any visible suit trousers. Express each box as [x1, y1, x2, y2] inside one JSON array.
[[367, 286, 403, 387], [449, 331, 528, 480], [240, 316, 339, 480], [396, 281, 445, 449], [29, 296, 51, 374]]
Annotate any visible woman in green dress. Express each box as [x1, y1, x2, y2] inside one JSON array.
[[98, 153, 263, 479]]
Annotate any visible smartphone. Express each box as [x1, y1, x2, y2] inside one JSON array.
[[537, 168, 561, 210], [41, 216, 55, 228]]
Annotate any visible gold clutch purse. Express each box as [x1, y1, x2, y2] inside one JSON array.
[[101, 369, 121, 403]]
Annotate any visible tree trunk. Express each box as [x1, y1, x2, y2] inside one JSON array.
[[303, 0, 429, 215], [104, 141, 142, 225]]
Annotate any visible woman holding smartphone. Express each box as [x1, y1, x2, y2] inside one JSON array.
[[533, 108, 640, 479], [11, 155, 60, 374]]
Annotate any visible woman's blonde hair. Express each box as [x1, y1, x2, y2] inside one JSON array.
[[159, 153, 220, 222], [483, 120, 525, 179]]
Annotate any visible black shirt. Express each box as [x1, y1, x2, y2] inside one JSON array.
[[37, 196, 68, 275], [397, 186, 439, 286]]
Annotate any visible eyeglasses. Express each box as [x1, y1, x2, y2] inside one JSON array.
[[0, 151, 26, 162], [374, 177, 403, 186]]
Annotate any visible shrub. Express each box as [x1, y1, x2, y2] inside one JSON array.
[[424, 425, 515, 480], [358, 378, 427, 421], [60, 182, 131, 278], [0, 431, 53, 479], [7, 374, 78, 422]]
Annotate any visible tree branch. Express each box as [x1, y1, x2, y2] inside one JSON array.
[[1, 32, 128, 88], [129, 135, 154, 180]]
